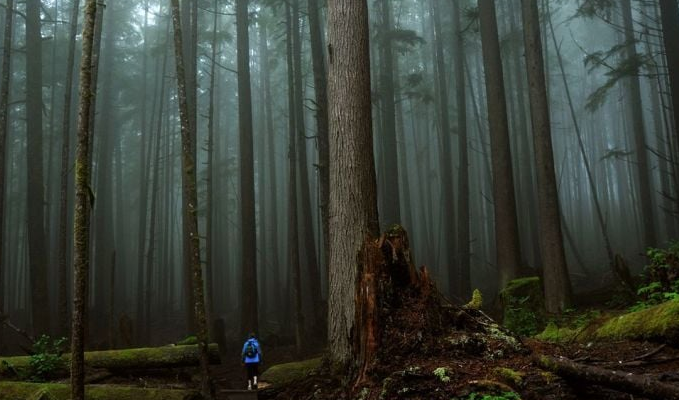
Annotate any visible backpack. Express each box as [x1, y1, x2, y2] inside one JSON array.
[[245, 341, 257, 358]]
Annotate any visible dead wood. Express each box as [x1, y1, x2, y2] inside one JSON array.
[[535, 354, 679, 400]]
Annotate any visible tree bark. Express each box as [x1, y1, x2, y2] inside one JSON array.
[[432, 0, 457, 296], [307, 0, 330, 284], [286, 1, 303, 354], [327, 0, 380, 370], [237, 0, 258, 336], [71, 1, 98, 398], [58, 0, 80, 340], [478, 0, 522, 290], [26, 0, 50, 337], [521, 0, 572, 312], [0, 0, 13, 353], [170, 0, 212, 397], [453, 0, 470, 300], [377, 0, 401, 227], [659, 0, 679, 149]]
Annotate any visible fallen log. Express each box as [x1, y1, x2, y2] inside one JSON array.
[[0, 344, 221, 378], [535, 354, 679, 400], [0, 381, 202, 400]]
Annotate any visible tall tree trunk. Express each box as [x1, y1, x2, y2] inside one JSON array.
[[659, 0, 679, 146], [170, 0, 212, 397], [286, 1, 303, 354], [377, 0, 401, 227], [0, 0, 14, 351], [291, 0, 322, 333], [327, 0, 380, 370], [137, 1, 152, 342], [58, 0, 80, 339], [307, 0, 329, 284], [622, 0, 656, 247], [70, 1, 98, 398], [26, 0, 50, 336], [145, 36, 168, 343], [260, 20, 281, 316], [478, 0, 522, 290], [453, 1, 471, 300], [237, 0, 258, 336], [205, 0, 219, 339], [521, 0, 572, 312], [432, 0, 457, 297]]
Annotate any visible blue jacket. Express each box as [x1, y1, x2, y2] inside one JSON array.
[[241, 338, 261, 364]]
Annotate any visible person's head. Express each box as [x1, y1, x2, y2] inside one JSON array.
[[249, 332, 256, 339]]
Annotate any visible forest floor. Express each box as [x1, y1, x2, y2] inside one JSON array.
[[254, 331, 679, 400]]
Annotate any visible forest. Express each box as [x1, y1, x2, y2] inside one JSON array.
[[1, 0, 679, 399]]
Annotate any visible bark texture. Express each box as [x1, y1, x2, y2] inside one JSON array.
[[236, 0, 258, 336], [478, 0, 522, 290], [521, 0, 572, 312], [170, 0, 212, 396], [660, 0, 679, 148], [71, 1, 98, 398], [26, 0, 50, 337], [327, 0, 380, 370]]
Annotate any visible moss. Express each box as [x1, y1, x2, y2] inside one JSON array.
[[260, 357, 322, 388], [0, 344, 220, 378], [0, 382, 201, 400], [539, 371, 556, 385], [492, 367, 524, 388], [500, 277, 545, 336], [534, 322, 581, 343], [175, 336, 198, 346], [465, 289, 484, 310], [593, 298, 679, 342]]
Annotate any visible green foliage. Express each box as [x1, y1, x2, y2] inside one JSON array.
[[28, 336, 67, 382], [630, 243, 679, 311], [433, 367, 451, 383], [501, 277, 544, 337]]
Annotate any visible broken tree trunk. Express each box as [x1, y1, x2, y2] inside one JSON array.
[[0, 344, 221, 378], [535, 355, 679, 400], [0, 382, 201, 400]]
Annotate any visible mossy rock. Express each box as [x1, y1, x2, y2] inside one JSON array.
[[260, 357, 321, 388], [592, 298, 679, 342], [0, 382, 201, 400], [536, 299, 679, 343], [500, 277, 545, 336]]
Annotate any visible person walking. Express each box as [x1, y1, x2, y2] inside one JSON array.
[[241, 332, 262, 390]]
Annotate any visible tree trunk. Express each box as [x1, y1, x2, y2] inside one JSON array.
[[432, 0, 457, 297], [206, 0, 219, 340], [453, 0, 470, 300], [622, 0, 656, 248], [326, 0, 380, 371], [377, 0, 401, 227], [659, 0, 679, 148], [0, 0, 13, 353], [291, 0, 322, 334], [286, 1, 303, 354], [136, 1, 152, 343], [237, 0, 258, 336], [26, 0, 50, 337], [478, 0, 522, 290], [307, 0, 330, 284], [170, 1, 212, 397], [521, 0, 572, 312], [58, 0, 80, 340], [71, 1, 98, 398]]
